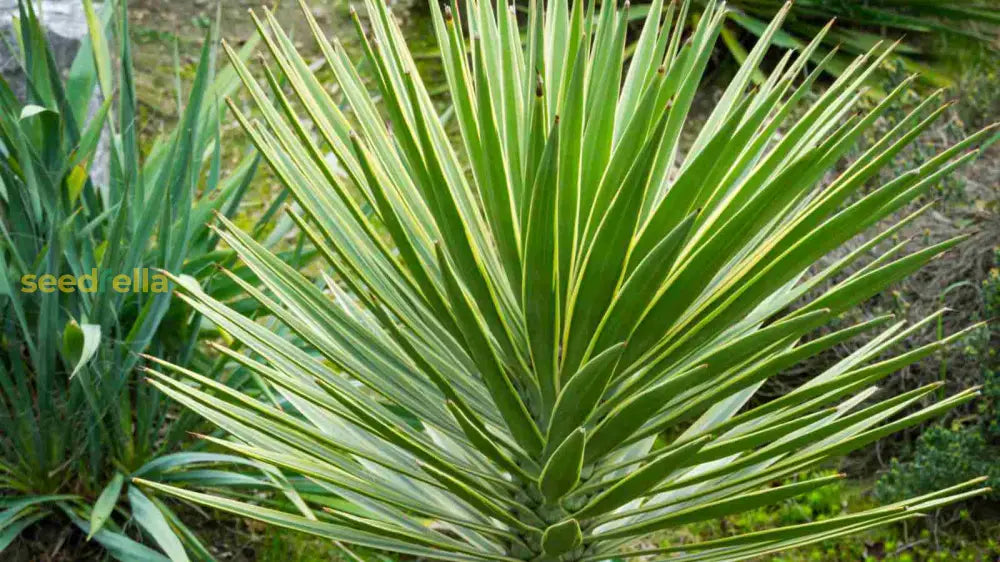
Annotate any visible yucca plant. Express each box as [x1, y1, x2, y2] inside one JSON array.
[[138, 0, 996, 559], [512, 0, 999, 89], [695, 0, 1000, 87], [0, 1, 288, 558]]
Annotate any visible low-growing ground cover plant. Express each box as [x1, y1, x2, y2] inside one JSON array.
[[139, 0, 996, 559]]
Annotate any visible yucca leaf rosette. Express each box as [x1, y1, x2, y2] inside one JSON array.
[[137, 0, 994, 559]]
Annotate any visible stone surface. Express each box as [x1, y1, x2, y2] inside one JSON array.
[[0, 1, 90, 99], [0, 0, 109, 186]]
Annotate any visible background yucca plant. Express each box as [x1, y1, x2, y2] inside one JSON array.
[[139, 0, 996, 559], [508, 0, 1000, 89], [686, 0, 1000, 88], [0, 1, 294, 558]]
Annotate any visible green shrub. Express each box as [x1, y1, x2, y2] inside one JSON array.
[[985, 369, 1000, 438], [876, 248, 1000, 509], [875, 425, 1000, 504]]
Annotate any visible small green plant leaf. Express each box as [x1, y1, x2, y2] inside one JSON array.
[[61, 320, 100, 379], [542, 518, 582, 557], [540, 428, 586, 503], [19, 104, 54, 120], [87, 473, 124, 540], [65, 165, 88, 206], [128, 485, 191, 562], [546, 342, 626, 448]]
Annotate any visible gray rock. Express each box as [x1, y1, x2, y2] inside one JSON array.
[[0, 0, 109, 186], [0, 1, 90, 99]]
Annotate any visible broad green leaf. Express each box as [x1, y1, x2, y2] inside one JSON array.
[[88, 473, 124, 539], [61, 320, 100, 379], [127, 486, 190, 562], [539, 428, 586, 503], [546, 342, 625, 449], [542, 518, 582, 557]]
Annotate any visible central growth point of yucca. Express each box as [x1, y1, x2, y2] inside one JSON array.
[[138, 0, 995, 560]]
